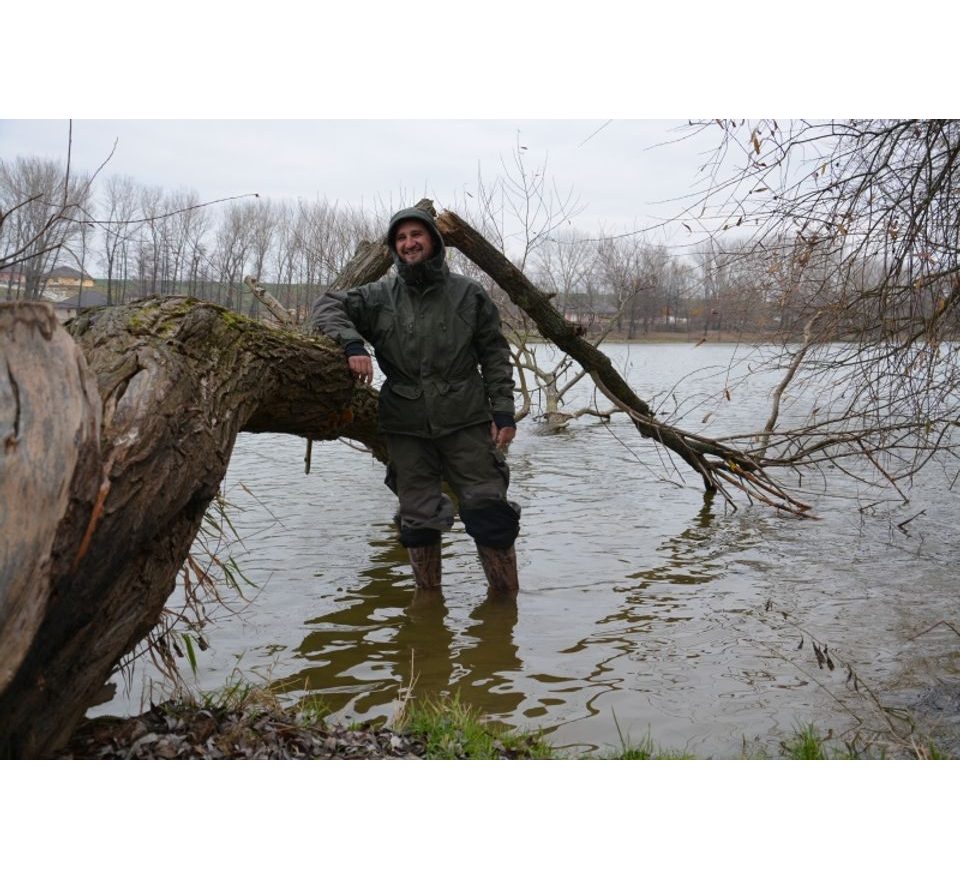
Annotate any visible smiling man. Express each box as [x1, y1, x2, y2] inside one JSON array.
[[310, 206, 521, 593], [394, 217, 433, 263]]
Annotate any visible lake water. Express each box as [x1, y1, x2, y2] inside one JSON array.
[[102, 342, 960, 757]]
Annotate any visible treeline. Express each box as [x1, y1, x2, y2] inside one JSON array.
[[3, 155, 956, 341]]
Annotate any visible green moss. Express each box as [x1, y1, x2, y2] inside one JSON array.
[[219, 308, 259, 330]]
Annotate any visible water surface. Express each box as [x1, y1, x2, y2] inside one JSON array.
[[104, 343, 960, 756]]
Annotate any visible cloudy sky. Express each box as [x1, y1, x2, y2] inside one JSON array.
[[0, 118, 722, 243]]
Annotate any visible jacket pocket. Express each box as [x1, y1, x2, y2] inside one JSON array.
[[378, 381, 427, 434], [432, 372, 490, 429], [389, 382, 423, 400]]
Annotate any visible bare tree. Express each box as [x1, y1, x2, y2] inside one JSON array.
[[183, 202, 212, 300], [133, 185, 165, 298], [98, 175, 141, 305], [533, 228, 597, 317], [435, 205, 810, 514], [596, 235, 648, 337], [684, 119, 960, 493], [470, 134, 583, 273], [0, 156, 91, 299], [163, 189, 204, 296], [660, 250, 697, 334], [213, 201, 258, 311], [453, 142, 610, 428], [244, 199, 276, 317], [272, 202, 302, 314], [290, 199, 378, 310]]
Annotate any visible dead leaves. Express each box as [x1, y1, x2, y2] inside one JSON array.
[[55, 702, 430, 760]]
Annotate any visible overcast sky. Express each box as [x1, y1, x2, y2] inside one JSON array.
[[0, 118, 722, 245]]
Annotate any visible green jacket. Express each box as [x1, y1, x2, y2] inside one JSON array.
[[310, 208, 516, 438]]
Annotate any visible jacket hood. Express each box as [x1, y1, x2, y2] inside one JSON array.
[[385, 207, 447, 288]]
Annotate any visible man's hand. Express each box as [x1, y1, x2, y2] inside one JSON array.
[[491, 422, 516, 450], [348, 354, 374, 385]]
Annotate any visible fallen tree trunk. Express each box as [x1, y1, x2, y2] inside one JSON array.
[[329, 238, 392, 291], [0, 297, 382, 757], [433, 206, 811, 516]]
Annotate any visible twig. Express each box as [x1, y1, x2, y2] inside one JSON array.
[[906, 619, 960, 641], [896, 509, 926, 533]]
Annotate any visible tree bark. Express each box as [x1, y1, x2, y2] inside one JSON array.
[[331, 239, 392, 291], [0, 296, 382, 757], [0, 304, 102, 696]]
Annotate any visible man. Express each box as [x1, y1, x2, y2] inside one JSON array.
[[310, 206, 521, 592]]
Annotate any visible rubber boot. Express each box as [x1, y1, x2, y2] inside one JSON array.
[[408, 543, 442, 590], [475, 543, 519, 593]]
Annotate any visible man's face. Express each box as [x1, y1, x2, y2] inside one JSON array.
[[393, 220, 435, 265]]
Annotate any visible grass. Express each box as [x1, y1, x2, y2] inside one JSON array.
[[586, 711, 695, 759], [781, 724, 830, 760], [774, 723, 954, 760], [396, 703, 954, 760], [395, 693, 554, 760], [599, 733, 695, 760], [186, 681, 959, 758], [118, 672, 958, 760]]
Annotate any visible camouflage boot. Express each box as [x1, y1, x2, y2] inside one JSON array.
[[408, 543, 442, 590], [475, 543, 519, 593]]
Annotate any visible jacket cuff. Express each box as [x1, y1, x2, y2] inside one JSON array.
[[344, 341, 369, 358], [493, 412, 516, 430]]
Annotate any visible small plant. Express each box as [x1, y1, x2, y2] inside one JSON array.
[[199, 672, 264, 714], [782, 724, 829, 759], [398, 693, 553, 760], [614, 737, 656, 760], [596, 711, 694, 759], [113, 491, 262, 704], [295, 694, 333, 727]]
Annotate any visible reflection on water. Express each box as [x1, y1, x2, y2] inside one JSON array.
[[268, 534, 522, 725], [455, 594, 523, 717], [99, 344, 960, 756]]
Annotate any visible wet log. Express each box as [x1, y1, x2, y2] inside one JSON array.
[[0, 296, 383, 757]]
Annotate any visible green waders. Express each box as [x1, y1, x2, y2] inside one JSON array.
[[385, 425, 520, 592]]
